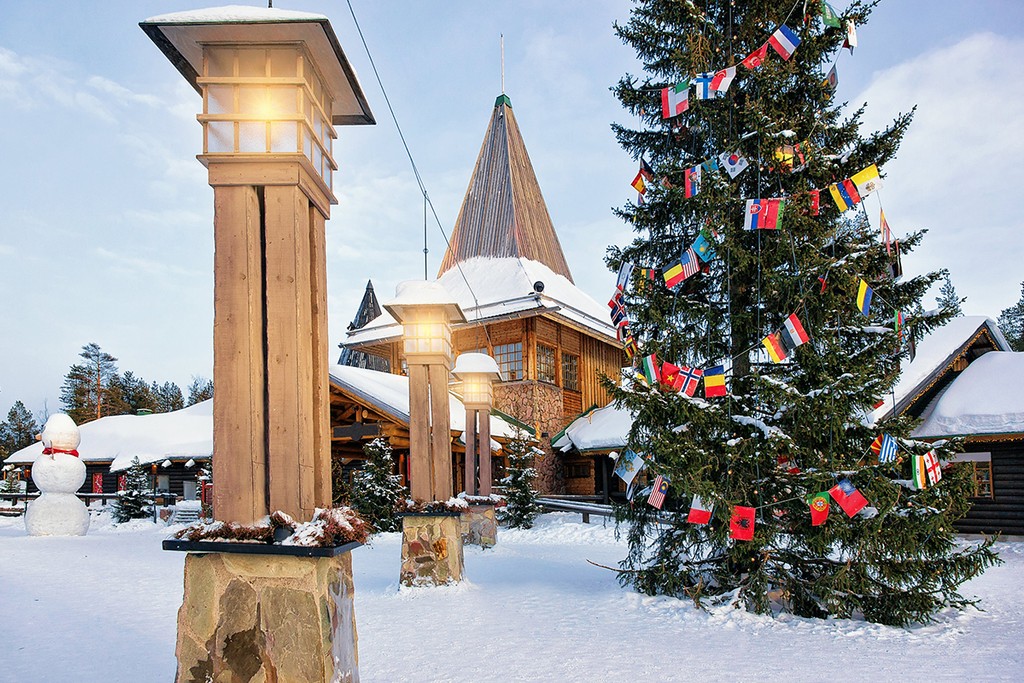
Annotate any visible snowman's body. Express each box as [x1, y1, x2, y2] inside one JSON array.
[[25, 414, 90, 536]]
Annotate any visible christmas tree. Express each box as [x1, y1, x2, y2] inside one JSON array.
[[113, 456, 153, 523], [498, 433, 541, 529], [349, 438, 407, 533], [608, 0, 998, 625]]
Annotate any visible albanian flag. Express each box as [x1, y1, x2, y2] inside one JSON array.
[[729, 505, 756, 541]]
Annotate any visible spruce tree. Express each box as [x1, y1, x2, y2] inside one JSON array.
[[0, 401, 39, 457], [936, 273, 964, 316], [608, 0, 998, 625], [349, 438, 406, 533], [113, 457, 153, 523], [997, 281, 1024, 351], [60, 343, 119, 424], [498, 433, 541, 529], [186, 376, 214, 406]]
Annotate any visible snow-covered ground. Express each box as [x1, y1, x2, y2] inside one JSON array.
[[1, 511, 1021, 681]]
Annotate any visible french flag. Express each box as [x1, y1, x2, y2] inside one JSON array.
[[768, 25, 801, 61]]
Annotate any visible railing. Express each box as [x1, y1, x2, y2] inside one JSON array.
[[537, 496, 615, 524], [0, 492, 179, 509]]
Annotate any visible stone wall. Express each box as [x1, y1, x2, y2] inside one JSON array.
[[460, 504, 497, 547], [400, 514, 464, 586], [494, 381, 566, 495]]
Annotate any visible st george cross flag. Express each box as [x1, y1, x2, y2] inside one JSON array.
[[852, 163, 883, 197], [661, 80, 690, 118], [692, 231, 715, 262], [923, 449, 942, 485], [684, 165, 702, 198], [744, 198, 785, 230], [768, 24, 801, 60], [687, 495, 714, 524], [710, 66, 737, 94], [808, 492, 830, 526], [677, 365, 704, 397], [821, 2, 842, 29], [703, 365, 727, 397], [779, 312, 810, 351], [641, 353, 661, 385], [648, 474, 669, 509], [613, 449, 646, 486], [829, 479, 868, 517], [762, 332, 788, 363], [616, 261, 634, 291], [719, 150, 749, 178], [729, 506, 756, 541], [829, 179, 861, 212], [742, 43, 769, 69], [857, 279, 873, 316]]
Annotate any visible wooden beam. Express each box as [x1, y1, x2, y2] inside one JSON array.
[[332, 423, 382, 441], [428, 363, 454, 500], [407, 363, 432, 501]]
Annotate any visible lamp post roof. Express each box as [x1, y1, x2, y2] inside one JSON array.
[[140, 5, 374, 126], [452, 353, 502, 381], [383, 280, 467, 324]]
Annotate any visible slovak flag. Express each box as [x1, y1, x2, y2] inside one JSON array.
[[661, 80, 690, 118], [718, 150, 749, 179], [744, 198, 784, 230], [687, 495, 714, 524], [768, 24, 801, 60], [829, 479, 868, 517]]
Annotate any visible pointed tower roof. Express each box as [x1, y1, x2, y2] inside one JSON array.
[[337, 280, 390, 371], [438, 94, 574, 282]]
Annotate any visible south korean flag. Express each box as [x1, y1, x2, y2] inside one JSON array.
[[718, 150, 749, 179]]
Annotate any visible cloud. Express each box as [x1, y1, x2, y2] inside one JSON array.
[[855, 33, 1024, 315], [0, 244, 14, 256], [86, 75, 162, 108], [92, 246, 197, 280]]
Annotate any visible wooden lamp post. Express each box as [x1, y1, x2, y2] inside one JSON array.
[[141, 6, 374, 524], [453, 353, 501, 496], [383, 281, 466, 502]]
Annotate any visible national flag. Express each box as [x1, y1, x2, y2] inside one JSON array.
[[744, 198, 785, 230], [857, 279, 873, 316], [808, 188, 821, 216], [661, 80, 690, 118], [701, 157, 720, 173], [908, 331, 917, 362], [823, 63, 839, 91], [719, 150, 749, 178], [870, 434, 885, 456], [818, 273, 828, 293], [684, 165, 701, 198], [774, 143, 805, 172], [692, 231, 715, 262], [623, 335, 638, 361], [768, 24, 801, 60], [808, 492, 830, 526], [610, 305, 628, 329], [613, 449, 645, 486], [663, 248, 700, 288], [779, 312, 810, 351], [676, 365, 704, 397], [617, 323, 630, 342], [640, 158, 655, 181], [742, 43, 769, 69], [829, 479, 868, 517], [703, 365, 727, 397], [887, 240, 903, 280], [641, 353, 660, 385], [895, 310, 905, 341], [762, 332, 788, 363], [844, 20, 858, 53], [631, 171, 646, 195], [924, 449, 942, 485], [879, 434, 899, 464], [687, 495, 714, 524], [851, 163, 883, 197], [880, 209, 892, 255], [821, 2, 842, 29], [912, 454, 928, 489], [693, 72, 716, 100], [829, 179, 861, 212], [710, 66, 737, 94], [647, 474, 669, 509], [729, 506, 756, 541], [637, 192, 645, 205], [660, 361, 681, 391], [616, 261, 634, 291]]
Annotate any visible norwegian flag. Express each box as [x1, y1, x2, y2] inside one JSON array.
[[676, 365, 704, 397]]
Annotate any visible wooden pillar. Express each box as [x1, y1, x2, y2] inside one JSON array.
[[478, 408, 492, 496], [408, 364, 432, 501], [428, 364, 453, 501], [464, 409, 477, 496], [309, 208, 332, 508]]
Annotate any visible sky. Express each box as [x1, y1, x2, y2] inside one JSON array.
[[1, 0, 1023, 422]]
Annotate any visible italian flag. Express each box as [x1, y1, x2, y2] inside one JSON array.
[[661, 80, 689, 118]]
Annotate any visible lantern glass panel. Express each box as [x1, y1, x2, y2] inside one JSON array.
[[207, 85, 233, 114], [270, 121, 298, 153], [207, 121, 233, 153], [269, 49, 296, 77], [238, 121, 265, 153], [207, 49, 233, 77], [237, 49, 266, 77]]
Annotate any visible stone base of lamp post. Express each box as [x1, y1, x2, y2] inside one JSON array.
[[400, 513, 465, 586], [170, 547, 359, 683], [460, 503, 498, 548]]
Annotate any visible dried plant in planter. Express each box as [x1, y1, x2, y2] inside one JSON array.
[[172, 507, 371, 547]]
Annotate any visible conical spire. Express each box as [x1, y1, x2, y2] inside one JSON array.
[[437, 95, 573, 282], [338, 280, 389, 371]]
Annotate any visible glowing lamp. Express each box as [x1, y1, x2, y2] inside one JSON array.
[[453, 353, 502, 408]]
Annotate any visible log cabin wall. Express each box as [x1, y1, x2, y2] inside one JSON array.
[[955, 440, 1024, 537]]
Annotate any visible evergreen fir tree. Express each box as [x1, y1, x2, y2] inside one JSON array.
[[608, 0, 998, 625], [498, 433, 540, 529], [349, 438, 406, 533], [0, 401, 39, 457], [186, 376, 214, 406], [936, 273, 964, 316], [113, 456, 153, 523], [60, 343, 119, 424], [997, 281, 1024, 352], [153, 381, 185, 413]]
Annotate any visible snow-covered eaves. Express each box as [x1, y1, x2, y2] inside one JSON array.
[[912, 352, 1024, 439], [552, 402, 632, 453], [870, 316, 1011, 424], [5, 401, 213, 471], [343, 257, 619, 348]]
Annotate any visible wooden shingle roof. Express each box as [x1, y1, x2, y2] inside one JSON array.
[[437, 94, 573, 282]]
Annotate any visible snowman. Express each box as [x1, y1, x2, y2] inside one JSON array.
[[24, 413, 90, 536]]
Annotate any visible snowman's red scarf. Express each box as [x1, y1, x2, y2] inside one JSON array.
[[42, 447, 79, 457]]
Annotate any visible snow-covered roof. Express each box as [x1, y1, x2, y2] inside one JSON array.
[[144, 5, 328, 24], [552, 402, 632, 453], [912, 352, 1024, 438], [869, 316, 1010, 423], [5, 401, 213, 471], [345, 257, 619, 347], [328, 365, 523, 446]]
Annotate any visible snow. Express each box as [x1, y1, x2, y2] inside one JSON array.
[[144, 5, 328, 25], [552, 403, 632, 452], [346, 257, 619, 346], [452, 352, 502, 379], [913, 352, 1024, 438], [1, 511, 1022, 681], [869, 316, 1010, 424]]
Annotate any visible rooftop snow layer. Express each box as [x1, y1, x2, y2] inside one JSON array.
[[552, 402, 632, 452], [912, 352, 1024, 438], [144, 5, 328, 24]]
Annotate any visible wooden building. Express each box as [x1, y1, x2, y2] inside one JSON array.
[[341, 94, 624, 493]]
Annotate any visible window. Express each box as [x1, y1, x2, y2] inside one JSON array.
[[562, 353, 580, 392], [971, 461, 993, 498], [537, 344, 556, 384], [494, 343, 523, 381], [566, 462, 591, 479]]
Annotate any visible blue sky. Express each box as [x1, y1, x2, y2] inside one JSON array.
[[2, 0, 1023, 421]]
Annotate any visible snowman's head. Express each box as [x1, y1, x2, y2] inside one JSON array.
[[40, 413, 81, 450]]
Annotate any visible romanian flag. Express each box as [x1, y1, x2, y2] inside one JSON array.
[[768, 24, 801, 60], [808, 492, 830, 526], [762, 332, 788, 363], [641, 353, 660, 385], [744, 198, 785, 230], [703, 365, 727, 397], [829, 178, 861, 212], [857, 279, 873, 316], [729, 506, 756, 541], [852, 163, 883, 197], [661, 80, 690, 118], [631, 171, 646, 195], [829, 479, 868, 517], [687, 495, 714, 524]]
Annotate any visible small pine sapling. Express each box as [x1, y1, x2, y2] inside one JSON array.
[[349, 438, 407, 533], [113, 456, 153, 523], [499, 432, 541, 529]]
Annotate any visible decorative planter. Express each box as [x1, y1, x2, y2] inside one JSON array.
[[165, 542, 361, 683], [399, 513, 465, 587], [460, 503, 498, 548]]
